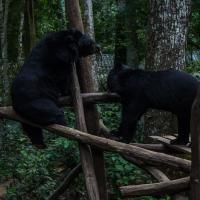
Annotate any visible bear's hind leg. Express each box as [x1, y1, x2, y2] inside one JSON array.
[[19, 98, 66, 147], [170, 113, 190, 145], [22, 123, 45, 148]]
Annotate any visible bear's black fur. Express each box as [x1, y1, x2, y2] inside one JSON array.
[[11, 28, 99, 148], [107, 63, 199, 145]]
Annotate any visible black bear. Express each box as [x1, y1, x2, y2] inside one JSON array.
[[11, 28, 100, 148], [107, 63, 199, 145]]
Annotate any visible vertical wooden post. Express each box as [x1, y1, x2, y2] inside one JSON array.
[[65, 0, 108, 199], [190, 86, 200, 199], [70, 63, 100, 200]]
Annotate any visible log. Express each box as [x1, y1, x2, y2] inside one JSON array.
[[131, 143, 167, 153], [149, 136, 191, 154], [190, 86, 200, 199], [123, 156, 189, 199], [69, 63, 100, 200], [0, 107, 191, 172], [120, 177, 190, 198], [59, 92, 119, 106], [66, 1, 108, 199]]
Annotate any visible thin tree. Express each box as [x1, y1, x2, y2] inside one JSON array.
[[65, 0, 108, 199], [114, 0, 126, 65], [82, 0, 98, 90], [23, 0, 36, 57], [0, 0, 10, 105]]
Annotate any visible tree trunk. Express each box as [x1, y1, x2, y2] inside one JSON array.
[[146, 0, 191, 70], [82, 0, 98, 90], [0, 0, 10, 105], [18, 10, 24, 61], [125, 0, 141, 69], [0, 0, 10, 156], [65, 0, 108, 199], [114, 0, 126, 65], [23, 0, 36, 57], [145, 0, 191, 137], [7, 0, 25, 62]]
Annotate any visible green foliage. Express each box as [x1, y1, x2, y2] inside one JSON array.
[[93, 0, 117, 53], [99, 103, 121, 130], [35, 0, 66, 39], [188, 0, 200, 50], [105, 153, 170, 200], [1, 119, 79, 199]]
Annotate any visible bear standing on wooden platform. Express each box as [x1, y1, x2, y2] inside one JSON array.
[[107, 63, 199, 145], [11, 28, 100, 148]]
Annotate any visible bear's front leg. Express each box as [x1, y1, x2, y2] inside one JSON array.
[[109, 101, 146, 143]]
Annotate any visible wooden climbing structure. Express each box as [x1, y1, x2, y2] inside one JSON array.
[[0, 0, 200, 199]]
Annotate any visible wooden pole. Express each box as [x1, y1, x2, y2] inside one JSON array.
[[58, 92, 119, 106], [65, 0, 108, 199], [0, 107, 191, 173], [190, 86, 200, 199], [120, 177, 190, 198], [70, 63, 100, 200]]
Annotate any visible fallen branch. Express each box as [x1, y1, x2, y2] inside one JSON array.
[[0, 107, 191, 172], [48, 164, 82, 200], [120, 177, 190, 198]]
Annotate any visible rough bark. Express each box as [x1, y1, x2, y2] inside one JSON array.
[[65, 1, 108, 199], [145, 0, 191, 138], [82, 0, 98, 90], [7, 0, 24, 62], [0, 0, 10, 105], [18, 8, 24, 61], [146, 0, 191, 70], [190, 86, 200, 200]]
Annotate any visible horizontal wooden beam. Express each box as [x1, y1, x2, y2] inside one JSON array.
[[149, 136, 191, 154], [131, 143, 167, 153], [120, 177, 190, 198], [0, 107, 191, 172], [58, 92, 120, 106]]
